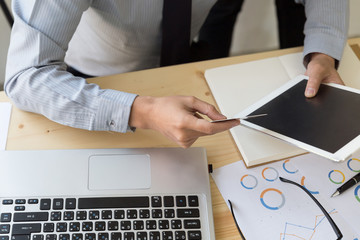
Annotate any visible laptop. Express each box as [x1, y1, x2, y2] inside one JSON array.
[[0, 148, 215, 240]]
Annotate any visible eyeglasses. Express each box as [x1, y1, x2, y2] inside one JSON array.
[[280, 177, 343, 240], [228, 176, 343, 240]]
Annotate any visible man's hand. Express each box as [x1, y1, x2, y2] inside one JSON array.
[[129, 95, 240, 148], [304, 53, 344, 98]]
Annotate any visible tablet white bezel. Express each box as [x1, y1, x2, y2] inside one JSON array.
[[234, 75, 360, 162]]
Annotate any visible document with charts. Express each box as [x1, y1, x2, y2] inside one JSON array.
[[205, 44, 360, 166], [211, 153, 360, 239]]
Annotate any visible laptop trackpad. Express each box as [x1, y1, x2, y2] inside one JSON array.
[[88, 154, 151, 190]]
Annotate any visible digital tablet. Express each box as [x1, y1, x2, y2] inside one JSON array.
[[235, 75, 360, 162]]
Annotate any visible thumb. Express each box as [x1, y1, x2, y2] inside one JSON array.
[[305, 72, 323, 98]]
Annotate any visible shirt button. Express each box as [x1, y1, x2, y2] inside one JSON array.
[[109, 120, 116, 127]]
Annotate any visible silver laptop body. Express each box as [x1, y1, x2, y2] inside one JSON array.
[[0, 148, 215, 240]]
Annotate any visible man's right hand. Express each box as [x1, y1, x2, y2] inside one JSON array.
[[129, 96, 240, 148]]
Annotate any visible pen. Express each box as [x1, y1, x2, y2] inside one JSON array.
[[331, 172, 360, 197]]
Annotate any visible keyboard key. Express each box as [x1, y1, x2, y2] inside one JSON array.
[[175, 231, 185, 240], [32, 235, 43, 240], [56, 223, 67, 232], [0, 224, 10, 234], [162, 231, 173, 240], [88, 211, 99, 220], [11, 235, 30, 240], [151, 209, 162, 219], [146, 220, 156, 230], [63, 212, 74, 221], [114, 210, 124, 219], [188, 196, 199, 207], [123, 233, 134, 240], [101, 211, 112, 220], [69, 223, 80, 232], [58, 234, 69, 240], [65, 199, 76, 210], [43, 223, 54, 233], [0, 213, 11, 223], [2, 200, 13, 205], [0, 236, 9, 240], [15, 200, 26, 205], [188, 231, 201, 240], [149, 232, 160, 240], [14, 213, 48, 222], [84, 234, 95, 240], [81, 222, 93, 232], [98, 233, 108, 240], [28, 199, 39, 204], [133, 221, 144, 231], [40, 199, 51, 210], [12, 224, 41, 235], [136, 232, 147, 240], [120, 221, 131, 231], [94, 222, 105, 231], [45, 234, 56, 240], [163, 196, 174, 207], [158, 220, 169, 230], [139, 210, 150, 219], [126, 210, 137, 219], [76, 211, 86, 221], [78, 197, 149, 209], [50, 212, 61, 221], [72, 234, 82, 240], [110, 233, 121, 240], [151, 196, 162, 208], [176, 196, 186, 207], [14, 206, 25, 211], [177, 209, 200, 218], [107, 221, 118, 231], [164, 209, 175, 218], [53, 199, 64, 210], [184, 220, 201, 229], [171, 220, 182, 229]]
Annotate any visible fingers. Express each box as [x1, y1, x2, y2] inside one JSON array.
[[189, 96, 226, 120]]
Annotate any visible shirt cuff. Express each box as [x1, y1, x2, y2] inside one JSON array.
[[93, 89, 138, 133], [303, 32, 346, 68]]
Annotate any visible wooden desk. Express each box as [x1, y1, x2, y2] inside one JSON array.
[[1, 38, 360, 239]]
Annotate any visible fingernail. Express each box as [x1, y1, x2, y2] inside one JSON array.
[[305, 88, 315, 97]]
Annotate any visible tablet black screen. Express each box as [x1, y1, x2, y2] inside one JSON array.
[[247, 80, 360, 153]]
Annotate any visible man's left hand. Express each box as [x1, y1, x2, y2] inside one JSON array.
[[304, 53, 344, 98]]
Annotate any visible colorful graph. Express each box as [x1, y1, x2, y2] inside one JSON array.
[[328, 170, 345, 184], [301, 176, 319, 195], [262, 167, 279, 182], [347, 158, 360, 172], [282, 159, 299, 174], [260, 188, 285, 210], [240, 174, 258, 190], [280, 209, 338, 240]]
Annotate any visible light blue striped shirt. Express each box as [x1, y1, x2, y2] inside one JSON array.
[[5, 0, 349, 133]]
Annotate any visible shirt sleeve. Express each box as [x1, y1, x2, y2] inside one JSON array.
[[5, 0, 138, 133], [297, 0, 349, 64]]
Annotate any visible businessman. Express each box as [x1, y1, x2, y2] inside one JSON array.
[[5, 0, 348, 148]]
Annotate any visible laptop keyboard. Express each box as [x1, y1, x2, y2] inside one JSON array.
[[0, 196, 202, 240]]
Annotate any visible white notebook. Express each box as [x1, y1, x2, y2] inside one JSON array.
[[205, 44, 360, 166]]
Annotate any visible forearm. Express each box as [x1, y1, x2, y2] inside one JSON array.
[[302, 0, 349, 63], [5, 0, 137, 132]]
